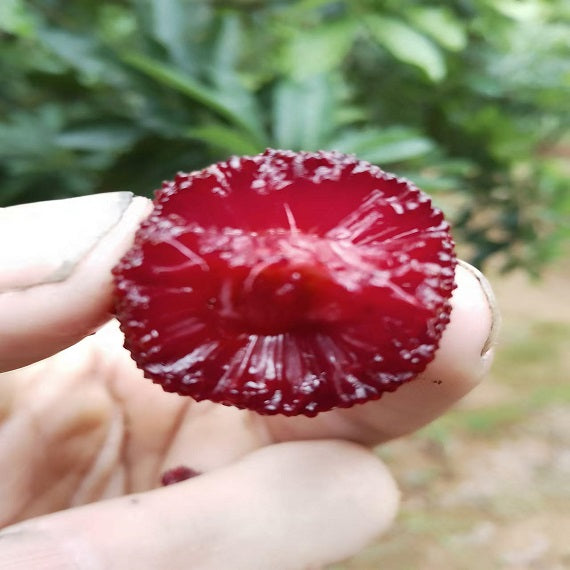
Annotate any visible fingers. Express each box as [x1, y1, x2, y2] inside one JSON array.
[[0, 441, 399, 570], [265, 261, 499, 444], [0, 194, 151, 372]]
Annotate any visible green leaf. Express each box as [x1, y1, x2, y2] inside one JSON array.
[[148, 0, 189, 65], [0, 0, 35, 37], [364, 15, 446, 81], [56, 125, 140, 152], [490, 0, 547, 21], [185, 124, 262, 156], [209, 14, 266, 141], [39, 29, 119, 86], [328, 127, 435, 164], [283, 18, 357, 79], [98, 5, 138, 47], [121, 53, 266, 144], [283, 0, 338, 17], [122, 53, 218, 109], [210, 13, 243, 88], [408, 7, 467, 52], [272, 75, 336, 150], [0, 107, 63, 159]]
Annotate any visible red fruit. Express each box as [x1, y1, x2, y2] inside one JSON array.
[[161, 465, 201, 486], [113, 149, 456, 416]]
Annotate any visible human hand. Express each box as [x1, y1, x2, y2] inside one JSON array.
[[0, 193, 497, 569]]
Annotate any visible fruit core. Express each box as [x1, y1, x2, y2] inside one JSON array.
[[215, 227, 373, 336]]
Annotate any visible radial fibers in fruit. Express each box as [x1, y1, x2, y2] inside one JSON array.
[[113, 149, 457, 416]]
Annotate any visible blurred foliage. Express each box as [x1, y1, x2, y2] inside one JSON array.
[[1, 0, 568, 273]]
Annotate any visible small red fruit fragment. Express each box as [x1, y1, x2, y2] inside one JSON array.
[[113, 149, 456, 416], [161, 465, 201, 486]]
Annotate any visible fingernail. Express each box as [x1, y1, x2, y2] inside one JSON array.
[[0, 192, 133, 293], [457, 259, 501, 356]]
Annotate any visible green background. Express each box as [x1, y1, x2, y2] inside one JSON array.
[[1, 0, 568, 274]]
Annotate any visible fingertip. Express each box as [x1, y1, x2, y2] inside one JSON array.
[[361, 260, 498, 438], [0, 194, 152, 372], [373, 261, 498, 431], [0, 192, 134, 292], [236, 440, 400, 553], [430, 260, 499, 388]]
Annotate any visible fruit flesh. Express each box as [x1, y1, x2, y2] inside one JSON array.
[[113, 149, 456, 416], [161, 466, 200, 486]]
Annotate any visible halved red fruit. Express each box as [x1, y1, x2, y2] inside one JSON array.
[[112, 149, 456, 416]]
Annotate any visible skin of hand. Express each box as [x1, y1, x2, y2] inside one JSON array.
[[0, 193, 498, 570]]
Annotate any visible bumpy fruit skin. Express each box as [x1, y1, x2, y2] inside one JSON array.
[[113, 149, 456, 416]]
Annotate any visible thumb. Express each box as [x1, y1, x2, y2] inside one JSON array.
[[0, 193, 151, 372], [0, 441, 399, 570]]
